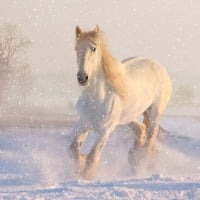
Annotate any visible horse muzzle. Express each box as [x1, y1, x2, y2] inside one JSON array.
[[77, 72, 89, 86]]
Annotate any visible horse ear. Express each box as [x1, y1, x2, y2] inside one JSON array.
[[94, 24, 100, 33], [76, 25, 82, 38]]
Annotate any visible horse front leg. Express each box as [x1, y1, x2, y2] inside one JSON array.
[[81, 126, 115, 180], [78, 95, 122, 179], [69, 125, 89, 171]]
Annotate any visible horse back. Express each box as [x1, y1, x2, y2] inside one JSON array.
[[122, 57, 171, 84], [122, 56, 172, 108]]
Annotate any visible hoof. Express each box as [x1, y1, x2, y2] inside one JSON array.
[[128, 146, 147, 166], [69, 148, 87, 174], [128, 145, 159, 175], [147, 144, 159, 156], [128, 146, 152, 175], [80, 156, 99, 180], [81, 171, 94, 180], [80, 165, 96, 180]]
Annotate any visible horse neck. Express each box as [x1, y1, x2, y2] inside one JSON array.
[[86, 43, 128, 102], [100, 44, 128, 101]]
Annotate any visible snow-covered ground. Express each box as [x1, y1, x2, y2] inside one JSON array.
[[0, 116, 200, 199]]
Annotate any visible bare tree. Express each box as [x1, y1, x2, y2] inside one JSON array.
[[0, 23, 31, 105]]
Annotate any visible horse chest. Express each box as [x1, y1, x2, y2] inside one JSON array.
[[87, 96, 108, 118], [77, 89, 119, 129]]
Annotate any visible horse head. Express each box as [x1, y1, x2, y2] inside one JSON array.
[[75, 25, 102, 86]]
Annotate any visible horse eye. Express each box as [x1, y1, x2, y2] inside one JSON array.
[[91, 46, 96, 52]]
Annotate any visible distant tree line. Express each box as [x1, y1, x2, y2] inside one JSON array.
[[0, 23, 31, 107], [171, 83, 196, 105]]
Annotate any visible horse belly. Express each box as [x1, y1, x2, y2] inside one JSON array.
[[119, 102, 148, 124], [119, 87, 155, 124]]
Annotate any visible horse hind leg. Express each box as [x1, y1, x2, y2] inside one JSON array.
[[128, 120, 146, 167], [144, 103, 164, 153], [128, 110, 161, 174], [130, 120, 146, 148], [145, 75, 172, 152]]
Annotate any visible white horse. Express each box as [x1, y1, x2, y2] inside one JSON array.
[[69, 25, 172, 179]]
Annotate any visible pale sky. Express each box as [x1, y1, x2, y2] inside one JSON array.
[[0, 0, 200, 109]]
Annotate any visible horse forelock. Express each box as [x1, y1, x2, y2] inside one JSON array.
[[76, 29, 102, 44]]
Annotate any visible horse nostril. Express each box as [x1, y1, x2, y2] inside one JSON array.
[[77, 75, 81, 82], [77, 73, 88, 85]]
